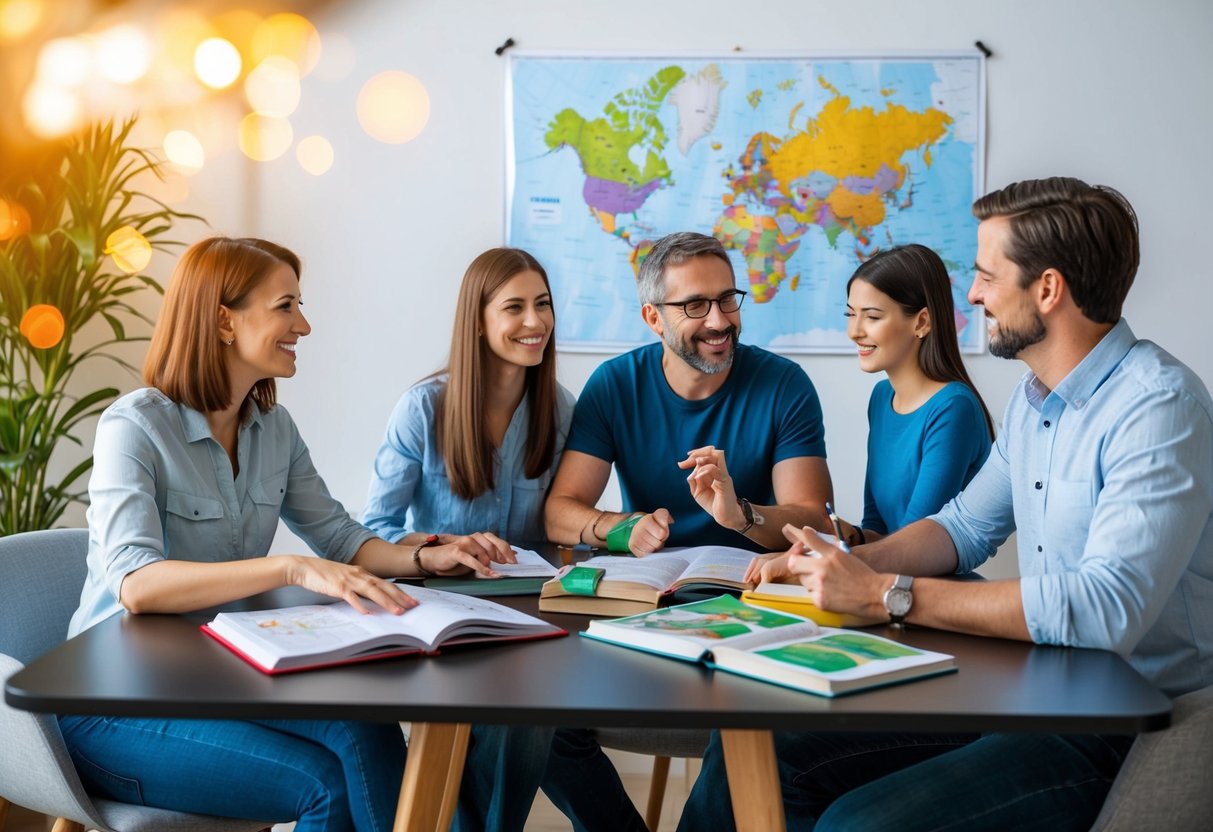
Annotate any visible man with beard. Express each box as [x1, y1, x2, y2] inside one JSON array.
[[676, 178, 1213, 831], [545, 231, 834, 557]]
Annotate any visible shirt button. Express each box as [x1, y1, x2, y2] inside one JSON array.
[[1037, 545, 1043, 552], [1035, 481, 1042, 490], [193, 510, 199, 516], [1043, 420, 1051, 428]]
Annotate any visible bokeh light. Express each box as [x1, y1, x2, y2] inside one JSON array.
[[245, 56, 300, 117], [163, 129, 205, 173], [194, 37, 241, 90], [0, 199, 32, 240], [296, 135, 334, 176], [251, 13, 320, 76], [22, 82, 83, 138], [36, 37, 92, 87], [160, 8, 216, 72], [238, 113, 293, 161], [19, 304, 65, 350], [357, 71, 431, 144], [95, 23, 152, 85], [0, 0, 42, 41], [105, 226, 153, 274]]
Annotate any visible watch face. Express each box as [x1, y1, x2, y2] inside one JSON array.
[[885, 587, 912, 617]]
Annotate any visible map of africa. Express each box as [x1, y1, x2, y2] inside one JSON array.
[[507, 54, 985, 352]]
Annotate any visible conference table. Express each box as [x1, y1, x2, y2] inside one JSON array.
[[6, 548, 1172, 832]]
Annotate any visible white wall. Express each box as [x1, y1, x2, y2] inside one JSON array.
[[110, 0, 1212, 580]]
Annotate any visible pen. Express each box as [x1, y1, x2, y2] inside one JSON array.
[[825, 501, 851, 553]]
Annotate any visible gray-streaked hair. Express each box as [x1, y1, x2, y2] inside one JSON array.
[[636, 232, 735, 305]]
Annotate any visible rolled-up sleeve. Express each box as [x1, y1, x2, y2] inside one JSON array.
[[87, 408, 169, 602]]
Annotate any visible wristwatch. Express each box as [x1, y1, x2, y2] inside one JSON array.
[[882, 574, 913, 625], [736, 497, 764, 535], [412, 534, 440, 577]]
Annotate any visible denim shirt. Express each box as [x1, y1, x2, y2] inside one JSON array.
[[360, 377, 575, 544], [69, 388, 375, 638], [933, 320, 1213, 696]]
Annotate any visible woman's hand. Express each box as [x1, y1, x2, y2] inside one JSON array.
[[743, 552, 792, 584], [420, 531, 517, 577], [283, 555, 418, 615]]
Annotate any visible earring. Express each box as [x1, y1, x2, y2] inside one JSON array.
[[225, 338, 234, 346]]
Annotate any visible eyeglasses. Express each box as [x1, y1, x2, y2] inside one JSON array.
[[652, 290, 747, 319]]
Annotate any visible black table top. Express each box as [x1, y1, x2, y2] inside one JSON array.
[[6, 583, 1171, 735]]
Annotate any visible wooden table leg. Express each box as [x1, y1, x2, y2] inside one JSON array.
[[721, 728, 786, 832], [394, 722, 471, 832]]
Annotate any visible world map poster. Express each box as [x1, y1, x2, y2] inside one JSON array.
[[506, 53, 986, 353]]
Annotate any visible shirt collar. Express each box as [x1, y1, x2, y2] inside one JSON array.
[[178, 398, 266, 443], [1024, 318, 1137, 411]]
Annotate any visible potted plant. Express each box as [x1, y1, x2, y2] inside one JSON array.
[[0, 118, 201, 535]]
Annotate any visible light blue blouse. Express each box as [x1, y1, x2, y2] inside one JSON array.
[[69, 388, 375, 638], [360, 376, 576, 544], [934, 320, 1213, 697]]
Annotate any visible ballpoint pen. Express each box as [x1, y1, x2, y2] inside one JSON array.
[[825, 501, 851, 553]]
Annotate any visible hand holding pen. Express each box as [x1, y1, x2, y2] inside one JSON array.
[[826, 501, 851, 553]]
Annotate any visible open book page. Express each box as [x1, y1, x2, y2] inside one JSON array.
[[711, 629, 956, 696], [653, 545, 757, 590], [583, 594, 821, 661], [576, 553, 692, 591], [476, 548, 558, 579], [205, 585, 561, 671]]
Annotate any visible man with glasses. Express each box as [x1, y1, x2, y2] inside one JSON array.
[[545, 231, 834, 558]]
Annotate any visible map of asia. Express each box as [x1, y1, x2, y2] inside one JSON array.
[[506, 54, 985, 353]]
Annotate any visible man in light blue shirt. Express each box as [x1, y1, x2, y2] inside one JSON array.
[[679, 177, 1213, 831]]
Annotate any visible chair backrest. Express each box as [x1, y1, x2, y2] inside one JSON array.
[[0, 528, 90, 664], [1090, 683, 1213, 830]]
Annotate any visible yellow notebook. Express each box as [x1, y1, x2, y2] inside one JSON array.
[[741, 582, 884, 628]]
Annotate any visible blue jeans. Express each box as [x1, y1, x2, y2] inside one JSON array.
[[453, 724, 556, 832], [59, 715, 405, 832], [678, 730, 1134, 831], [538, 728, 647, 832]]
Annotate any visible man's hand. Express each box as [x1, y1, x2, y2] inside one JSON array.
[[782, 524, 886, 619], [628, 508, 674, 556], [678, 445, 747, 530]]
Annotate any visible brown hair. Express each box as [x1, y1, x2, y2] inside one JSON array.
[[972, 177, 1139, 324], [437, 248, 559, 500], [848, 244, 994, 438], [143, 237, 301, 419]]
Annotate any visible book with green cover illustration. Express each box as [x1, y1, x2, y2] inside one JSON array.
[[584, 594, 955, 697]]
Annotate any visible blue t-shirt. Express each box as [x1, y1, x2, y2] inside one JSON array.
[[566, 343, 826, 551], [862, 379, 991, 535]]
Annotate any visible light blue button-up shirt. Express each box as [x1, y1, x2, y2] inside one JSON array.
[[361, 376, 575, 544], [934, 320, 1213, 697], [69, 388, 375, 638]]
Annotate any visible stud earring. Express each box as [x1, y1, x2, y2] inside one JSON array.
[[225, 338, 234, 345]]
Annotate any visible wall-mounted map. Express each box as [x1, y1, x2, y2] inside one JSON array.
[[506, 53, 985, 354]]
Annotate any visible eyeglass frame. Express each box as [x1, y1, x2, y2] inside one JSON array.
[[650, 289, 747, 319]]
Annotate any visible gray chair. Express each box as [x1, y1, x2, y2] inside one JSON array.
[[1089, 682, 1213, 831], [0, 528, 272, 832], [596, 728, 709, 831]]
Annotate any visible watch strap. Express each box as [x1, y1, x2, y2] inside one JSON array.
[[412, 534, 441, 577]]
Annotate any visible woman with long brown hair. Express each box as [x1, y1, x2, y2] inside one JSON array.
[[361, 247, 574, 830]]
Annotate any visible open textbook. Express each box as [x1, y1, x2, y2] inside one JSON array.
[[202, 585, 565, 674], [420, 548, 558, 597], [538, 545, 756, 616], [584, 595, 954, 697]]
